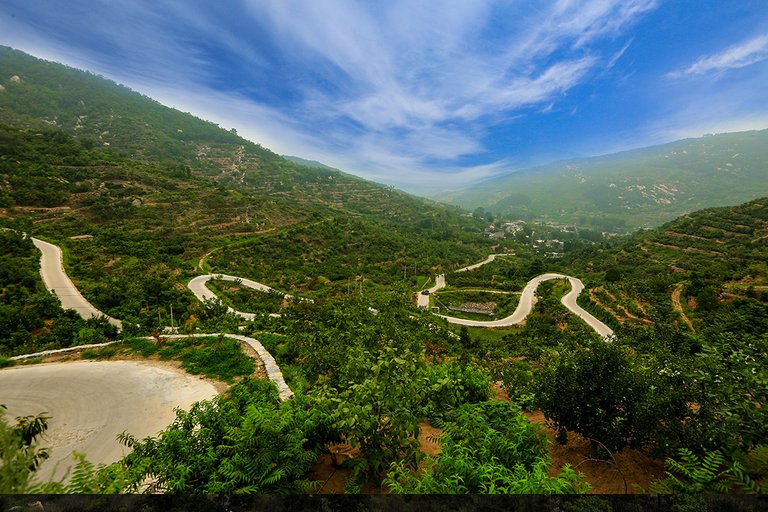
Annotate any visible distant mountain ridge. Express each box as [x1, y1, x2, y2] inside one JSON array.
[[438, 130, 768, 231], [282, 155, 336, 170]]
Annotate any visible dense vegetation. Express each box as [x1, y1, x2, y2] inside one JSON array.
[[0, 47, 492, 331], [0, 229, 117, 357]]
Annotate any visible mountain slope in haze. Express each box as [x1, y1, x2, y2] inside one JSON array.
[[440, 131, 768, 231], [0, 45, 456, 225], [282, 155, 336, 170]]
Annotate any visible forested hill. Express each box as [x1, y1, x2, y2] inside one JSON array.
[[562, 196, 768, 333], [439, 129, 768, 231], [0, 46, 454, 224], [0, 47, 494, 336]]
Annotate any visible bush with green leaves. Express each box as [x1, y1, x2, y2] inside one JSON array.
[[31, 452, 128, 494], [680, 333, 768, 455], [485, 358, 537, 410], [535, 338, 689, 453], [650, 446, 768, 494], [319, 344, 426, 482], [0, 406, 50, 493], [116, 378, 338, 493], [419, 362, 491, 422], [384, 401, 589, 494]]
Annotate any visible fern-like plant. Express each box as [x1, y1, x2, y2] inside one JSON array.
[[651, 446, 768, 494], [650, 448, 730, 493], [384, 401, 590, 494]]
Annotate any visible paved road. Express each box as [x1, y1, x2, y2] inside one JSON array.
[[436, 273, 614, 337], [416, 254, 512, 309], [417, 274, 446, 308], [188, 274, 303, 320], [31, 237, 122, 330], [0, 360, 218, 482], [454, 253, 510, 273]]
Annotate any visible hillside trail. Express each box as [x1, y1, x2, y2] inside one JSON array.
[[671, 283, 695, 332]]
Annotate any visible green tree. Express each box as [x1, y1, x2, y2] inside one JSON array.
[[536, 339, 688, 453], [321, 344, 425, 482], [0, 407, 50, 493], [117, 378, 336, 493]]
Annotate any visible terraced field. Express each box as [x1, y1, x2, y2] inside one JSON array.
[[567, 197, 768, 331]]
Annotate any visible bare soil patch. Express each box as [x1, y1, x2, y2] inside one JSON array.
[[671, 283, 695, 332], [523, 410, 664, 494]]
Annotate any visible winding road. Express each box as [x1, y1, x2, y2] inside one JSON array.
[[31, 237, 122, 330], [31, 236, 610, 337], [3, 237, 614, 481], [188, 274, 287, 320], [1, 238, 296, 481], [437, 274, 612, 337], [29, 234, 612, 341], [418, 255, 614, 338]]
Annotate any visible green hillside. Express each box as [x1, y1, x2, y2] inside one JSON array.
[[440, 131, 768, 231], [561, 196, 768, 333], [3, 45, 767, 495], [0, 47, 494, 337], [0, 46, 457, 225]]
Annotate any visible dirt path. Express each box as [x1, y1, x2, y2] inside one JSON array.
[[197, 247, 218, 271], [671, 283, 695, 332]]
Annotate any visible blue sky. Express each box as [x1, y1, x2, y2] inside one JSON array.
[[2, 1, 768, 194]]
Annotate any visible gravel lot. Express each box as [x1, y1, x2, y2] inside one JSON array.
[[0, 360, 219, 483]]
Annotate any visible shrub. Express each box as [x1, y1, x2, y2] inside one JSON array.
[[385, 401, 588, 494]]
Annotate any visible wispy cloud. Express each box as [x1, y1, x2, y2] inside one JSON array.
[[0, 0, 659, 192], [606, 38, 634, 70], [670, 34, 768, 78], [232, 0, 657, 189]]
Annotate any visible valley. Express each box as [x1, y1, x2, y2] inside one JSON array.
[[1, 46, 766, 498]]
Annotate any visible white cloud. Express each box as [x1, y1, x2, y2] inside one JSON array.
[[233, 0, 656, 185], [0, 0, 657, 192], [670, 34, 768, 77]]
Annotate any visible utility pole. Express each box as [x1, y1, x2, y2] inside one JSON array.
[[170, 304, 174, 332]]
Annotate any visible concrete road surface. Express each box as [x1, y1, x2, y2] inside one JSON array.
[[436, 273, 614, 337], [31, 238, 122, 330], [188, 274, 297, 320], [418, 254, 512, 308], [417, 274, 446, 308], [0, 360, 219, 483]]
